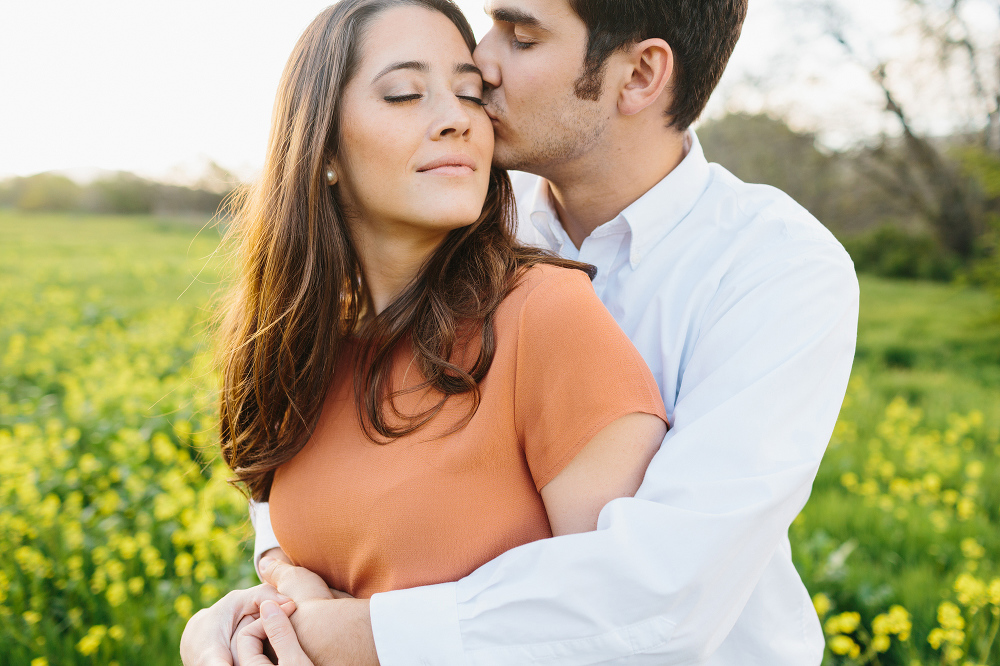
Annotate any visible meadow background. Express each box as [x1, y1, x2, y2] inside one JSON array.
[[2, 199, 999, 665]]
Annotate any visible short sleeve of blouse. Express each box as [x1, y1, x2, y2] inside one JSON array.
[[514, 267, 668, 491]]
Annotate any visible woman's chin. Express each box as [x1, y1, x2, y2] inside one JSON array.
[[406, 202, 486, 231]]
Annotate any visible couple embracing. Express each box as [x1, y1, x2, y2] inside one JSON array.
[[181, 0, 859, 664]]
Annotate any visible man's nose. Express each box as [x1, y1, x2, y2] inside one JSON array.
[[473, 28, 501, 90]]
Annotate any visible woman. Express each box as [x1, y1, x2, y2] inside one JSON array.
[[203, 0, 667, 660]]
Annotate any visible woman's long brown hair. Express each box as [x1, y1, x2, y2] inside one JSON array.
[[217, 0, 594, 501]]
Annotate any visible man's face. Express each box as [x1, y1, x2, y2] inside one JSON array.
[[474, 0, 611, 174]]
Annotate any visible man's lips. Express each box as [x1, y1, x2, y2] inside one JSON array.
[[417, 154, 476, 175]]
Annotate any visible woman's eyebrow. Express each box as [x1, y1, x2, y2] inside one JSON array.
[[456, 63, 482, 78], [372, 60, 427, 84], [371, 61, 482, 84]]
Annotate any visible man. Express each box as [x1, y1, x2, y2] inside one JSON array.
[[182, 0, 859, 663]]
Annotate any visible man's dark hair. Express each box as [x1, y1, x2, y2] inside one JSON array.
[[569, 0, 747, 130]]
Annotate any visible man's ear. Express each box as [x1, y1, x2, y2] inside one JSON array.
[[617, 38, 673, 117]]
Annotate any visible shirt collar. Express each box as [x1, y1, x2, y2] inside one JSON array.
[[525, 175, 568, 253], [526, 129, 713, 267]]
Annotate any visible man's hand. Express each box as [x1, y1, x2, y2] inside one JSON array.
[[237, 600, 315, 666], [180, 584, 295, 666], [259, 558, 379, 665]]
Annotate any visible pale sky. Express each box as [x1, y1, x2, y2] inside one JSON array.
[[1, 0, 990, 183]]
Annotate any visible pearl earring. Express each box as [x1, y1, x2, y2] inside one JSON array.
[[326, 169, 337, 185]]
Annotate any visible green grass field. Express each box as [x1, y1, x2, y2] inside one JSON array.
[[1, 211, 998, 665]]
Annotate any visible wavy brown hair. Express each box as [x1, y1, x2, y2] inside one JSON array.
[[217, 0, 593, 501]]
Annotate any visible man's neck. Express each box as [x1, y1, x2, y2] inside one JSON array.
[[544, 129, 689, 249]]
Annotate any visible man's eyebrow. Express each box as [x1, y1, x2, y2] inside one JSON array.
[[371, 60, 427, 84], [490, 7, 545, 30]]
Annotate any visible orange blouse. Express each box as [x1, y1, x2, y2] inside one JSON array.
[[269, 264, 667, 599]]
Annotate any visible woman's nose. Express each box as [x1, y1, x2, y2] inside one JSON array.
[[430, 95, 473, 139]]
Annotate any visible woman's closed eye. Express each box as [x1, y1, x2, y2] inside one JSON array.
[[383, 93, 486, 106], [384, 93, 423, 103]]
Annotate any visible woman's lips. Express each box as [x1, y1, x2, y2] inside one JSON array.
[[417, 154, 476, 175], [421, 165, 474, 176]]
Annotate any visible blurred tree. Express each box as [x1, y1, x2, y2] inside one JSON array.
[[0, 171, 232, 217], [812, 0, 1000, 259], [8, 173, 82, 211], [841, 224, 960, 280], [699, 113, 837, 212], [87, 172, 157, 214], [959, 146, 1000, 299], [698, 113, 913, 236]]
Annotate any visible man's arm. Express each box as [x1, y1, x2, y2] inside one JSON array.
[[367, 246, 858, 664], [251, 243, 858, 664]]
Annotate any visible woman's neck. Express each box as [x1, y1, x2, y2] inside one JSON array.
[[349, 219, 447, 315]]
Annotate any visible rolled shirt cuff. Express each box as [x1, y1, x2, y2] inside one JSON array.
[[369, 582, 465, 666], [249, 500, 280, 579]]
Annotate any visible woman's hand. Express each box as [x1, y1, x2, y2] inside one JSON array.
[[237, 600, 315, 666], [180, 584, 295, 666], [258, 557, 339, 602], [258, 559, 378, 665]]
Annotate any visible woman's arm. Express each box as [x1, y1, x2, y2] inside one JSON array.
[[540, 412, 666, 536]]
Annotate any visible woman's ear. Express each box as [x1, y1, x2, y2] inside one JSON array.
[[617, 38, 673, 117]]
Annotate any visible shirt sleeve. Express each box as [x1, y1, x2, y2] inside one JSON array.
[[514, 268, 667, 491], [368, 242, 859, 665], [249, 500, 281, 579]]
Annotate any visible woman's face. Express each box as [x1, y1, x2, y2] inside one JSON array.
[[332, 5, 494, 242]]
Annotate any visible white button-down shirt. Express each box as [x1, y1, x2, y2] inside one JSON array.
[[251, 130, 859, 665]]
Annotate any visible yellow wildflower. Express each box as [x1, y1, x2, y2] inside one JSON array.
[[956, 497, 975, 520], [960, 538, 985, 560], [812, 593, 832, 619], [77, 625, 107, 656], [128, 576, 145, 596], [824, 611, 861, 635], [954, 574, 986, 611], [175, 594, 194, 619], [829, 634, 860, 657], [887, 605, 912, 640], [106, 581, 127, 607], [988, 578, 1000, 606], [175, 552, 194, 578], [937, 602, 966, 633]]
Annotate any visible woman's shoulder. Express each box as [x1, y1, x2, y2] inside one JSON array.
[[493, 263, 601, 341], [507, 263, 595, 310]]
